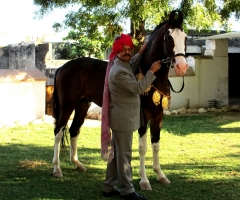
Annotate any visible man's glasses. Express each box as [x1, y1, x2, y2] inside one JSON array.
[[122, 48, 133, 53]]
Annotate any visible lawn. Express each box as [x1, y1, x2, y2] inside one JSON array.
[[0, 112, 239, 200]]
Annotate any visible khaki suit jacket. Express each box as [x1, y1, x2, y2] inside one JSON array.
[[108, 53, 156, 132]]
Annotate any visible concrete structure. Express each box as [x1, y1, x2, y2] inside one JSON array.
[[169, 56, 228, 110], [168, 33, 239, 110], [0, 31, 239, 117], [0, 69, 47, 125], [0, 43, 35, 69]]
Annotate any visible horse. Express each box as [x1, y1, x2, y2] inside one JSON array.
[[51, 10, 188, 191]]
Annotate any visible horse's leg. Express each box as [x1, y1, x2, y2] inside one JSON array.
[[53, 108, 73, 178], [138, 110, 152, 191], [150, 115, 171, 185], [69, 99, 91, 172], [138, 126, 152, 190]]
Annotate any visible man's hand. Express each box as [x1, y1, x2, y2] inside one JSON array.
[[150, 60, 161, 73]]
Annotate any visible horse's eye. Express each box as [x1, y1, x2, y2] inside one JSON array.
[[166, 35, 172, 41]]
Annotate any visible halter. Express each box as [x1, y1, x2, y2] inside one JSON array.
[[162, 53, 186, 68], [162, 28, 186, 68], [162, 28, 185, 93], [136, 26, 186, 108], [162, 53, 185, 93]]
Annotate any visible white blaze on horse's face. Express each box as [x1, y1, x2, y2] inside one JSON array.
[[169, 28, 188, 76]]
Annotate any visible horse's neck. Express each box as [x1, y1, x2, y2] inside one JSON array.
[[139, 55, 170, 95], [138, 25, 167, 74], [139, 55, 151, 74], [154, 66, 171, 96], [140, 45, 164, 74]]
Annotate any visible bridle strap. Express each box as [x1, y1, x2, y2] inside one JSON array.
[[173, 53, 186, 58], [149, 26, 186, 94], [162, 53, 186, 68], [161, 54, 185, 93]]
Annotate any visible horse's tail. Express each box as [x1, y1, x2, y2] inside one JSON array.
[[52, 67, 68, 152], [52, 68, 60, 126]]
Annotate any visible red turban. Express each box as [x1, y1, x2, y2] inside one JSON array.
[[109, 34, 134, 59], [101, 34, 133, 162]]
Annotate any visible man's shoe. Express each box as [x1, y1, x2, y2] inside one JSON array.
[[102, 189, 121, 197], [121, 192, 147, 200]]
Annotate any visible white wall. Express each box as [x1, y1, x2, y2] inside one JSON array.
[[169, 39, 229, 110], [169, 56, 228, 110], [86, 50, 229, 112], [0, 69, 47, 125]]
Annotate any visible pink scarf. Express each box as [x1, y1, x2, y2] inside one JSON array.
[[101, 34, 133, 163], [101, 57, 115, 163]]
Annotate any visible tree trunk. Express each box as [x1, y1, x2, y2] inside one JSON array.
[[130, 19, 145, 55]]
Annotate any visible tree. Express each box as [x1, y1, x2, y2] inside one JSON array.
[[34, 0, 240, 58], [62, 30, 105, 59], [52, 22, 61, 33]]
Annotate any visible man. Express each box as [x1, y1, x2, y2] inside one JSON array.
[[101, 34, 161, 200]]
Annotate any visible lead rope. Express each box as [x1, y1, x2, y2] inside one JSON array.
[[161, 55, 185, 93], [168, 76, 185, 93]]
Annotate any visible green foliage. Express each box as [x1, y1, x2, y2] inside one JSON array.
[[52, 22, 62, 32], [184, 3, 221, 31], [220, 0, 240, 19], [34, 0, 240, 31], [33, 0, 240, 57], [63, 30, 105, 59]]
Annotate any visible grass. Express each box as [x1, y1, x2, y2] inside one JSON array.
[[0, 112, 240, 200]]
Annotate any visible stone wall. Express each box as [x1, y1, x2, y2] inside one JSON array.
[[45, 68, 58, 85], [229, 38, 240, 47], [35, 43, 52, 72], [35, 43, 69, 85], [0, 43, 35, 69], [0, 42, 68, 77], [0, 46, 9, 69]]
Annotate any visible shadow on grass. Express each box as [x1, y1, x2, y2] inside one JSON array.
[[0, 143, 107, 200], [0, 143, 239, 200]]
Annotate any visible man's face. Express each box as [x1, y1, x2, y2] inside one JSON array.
[[117, 44, 133, 62]]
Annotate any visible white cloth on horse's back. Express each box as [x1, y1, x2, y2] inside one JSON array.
[[101, 58, 115, 163]]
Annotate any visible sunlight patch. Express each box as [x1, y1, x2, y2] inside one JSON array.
[[220, 121, 240, 128], [18, 159, 47, 169]]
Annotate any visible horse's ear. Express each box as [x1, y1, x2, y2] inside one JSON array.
[[177, 10, 183, 25], [168, 10, 177, 22]]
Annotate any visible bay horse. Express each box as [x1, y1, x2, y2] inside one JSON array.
[[52, 10, 188, 191]]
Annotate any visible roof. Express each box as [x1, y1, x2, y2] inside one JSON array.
[[196, 32, 240, 40], [0, 69, 47, 82]]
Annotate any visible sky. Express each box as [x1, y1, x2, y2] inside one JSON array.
[[0, 0, 72, 35], [0, 0, 240, 46], [0, 0, 74, 45]]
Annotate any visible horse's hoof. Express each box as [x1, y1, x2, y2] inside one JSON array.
[[53, 171, 63, 178], [76, 165, 86, 172], [157, 177, 171, 184], [139, 181, 152, 191]]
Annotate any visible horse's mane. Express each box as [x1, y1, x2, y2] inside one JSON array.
[[148, 10, 184, 42], [148, 21, 167, 42]]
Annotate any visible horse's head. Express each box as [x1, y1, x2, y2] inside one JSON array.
[[145, 10, 188, 77], [162, 10, 188, 76]]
